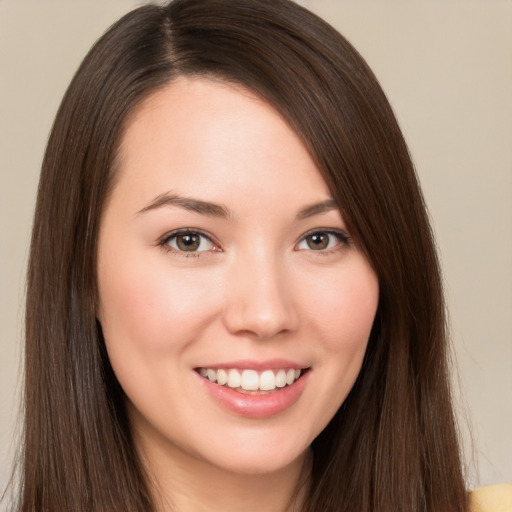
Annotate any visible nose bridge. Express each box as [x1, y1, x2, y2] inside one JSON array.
[[223, 245, 298, 338]]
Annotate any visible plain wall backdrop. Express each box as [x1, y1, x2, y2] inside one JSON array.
[[1, 0, 511, 498]]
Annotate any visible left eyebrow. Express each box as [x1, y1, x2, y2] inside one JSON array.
[[296, 199, 339, 220]]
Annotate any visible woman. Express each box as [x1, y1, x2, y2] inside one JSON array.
[[10, 0, 505, 510]]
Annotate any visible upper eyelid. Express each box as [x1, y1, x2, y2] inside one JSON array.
[[297, 227, 350, 243], [294, 230, 351, 255], [158, 227, 350, 249], [159, 228, 220, 247]]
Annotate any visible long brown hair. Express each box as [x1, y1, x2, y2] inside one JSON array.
[[14, 0, 467, 510]]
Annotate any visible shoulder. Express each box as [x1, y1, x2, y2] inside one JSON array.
[[470, 484, 512, 512]]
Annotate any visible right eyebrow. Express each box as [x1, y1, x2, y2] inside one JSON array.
[[136, 192, 232, 219]]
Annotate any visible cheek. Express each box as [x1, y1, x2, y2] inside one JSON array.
[[289, 259, 379, 439], [97, 253, 222, 358], [300, 261, 379, 353], [96, 256, 225, 424]]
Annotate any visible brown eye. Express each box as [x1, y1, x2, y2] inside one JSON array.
[[165, 231, 216, 253], [176, 233, 200, 251], [296, 230, 348, 252], [306, 233, 329, 250]]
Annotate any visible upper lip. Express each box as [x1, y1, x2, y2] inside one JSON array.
[[195, 359, 310, 371]]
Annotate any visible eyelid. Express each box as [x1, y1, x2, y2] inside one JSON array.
[[158, 228, 221, 253], [157, 227, 350, 255], [295, 228, 351, 251]]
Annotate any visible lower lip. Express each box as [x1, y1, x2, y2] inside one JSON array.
[[197, 371, 309, 419]]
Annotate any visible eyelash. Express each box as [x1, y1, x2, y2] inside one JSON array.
[[297, 229, 351, 254], [158, 228, 351, 257], [158, 228, 220, 258]]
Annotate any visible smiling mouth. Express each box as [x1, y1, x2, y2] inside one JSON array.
[[196, 367, 308, 394]]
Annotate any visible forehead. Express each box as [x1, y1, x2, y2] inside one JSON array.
[[111, 76, 332, 214]]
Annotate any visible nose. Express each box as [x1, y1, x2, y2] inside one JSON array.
[[222, 253, 299, 339]]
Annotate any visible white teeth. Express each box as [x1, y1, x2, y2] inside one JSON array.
[[198, 367, 304, 391], [259, 370, 275, 391], [227, 369, 241, 388], [217, 368, 228, 386], [275, 369, 287, 388], [241, 369, 259, 391]]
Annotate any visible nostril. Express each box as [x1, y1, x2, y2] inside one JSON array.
[[222, 307, 298, 340], [221, 266, 299, 338]]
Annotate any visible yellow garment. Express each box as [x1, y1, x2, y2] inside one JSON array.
[[470, 484, 512, 512]]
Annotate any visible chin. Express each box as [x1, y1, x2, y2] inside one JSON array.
[[192, 427, 312, 477], [204, 448, 310, 478]]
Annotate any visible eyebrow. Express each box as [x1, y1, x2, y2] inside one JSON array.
[[296, 199, 339, 220], [137, 192, 231, 218], [137, 192, 339, 221]]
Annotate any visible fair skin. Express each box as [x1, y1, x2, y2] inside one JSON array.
[[97, 77, 379, 512]]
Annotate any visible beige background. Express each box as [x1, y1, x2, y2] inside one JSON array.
[[1, 0, 511, 497]]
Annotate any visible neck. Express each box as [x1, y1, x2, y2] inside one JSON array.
[[140, 439, 311, 512]]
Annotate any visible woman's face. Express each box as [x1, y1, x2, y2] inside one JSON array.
[[97, 77, 379, 476]]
